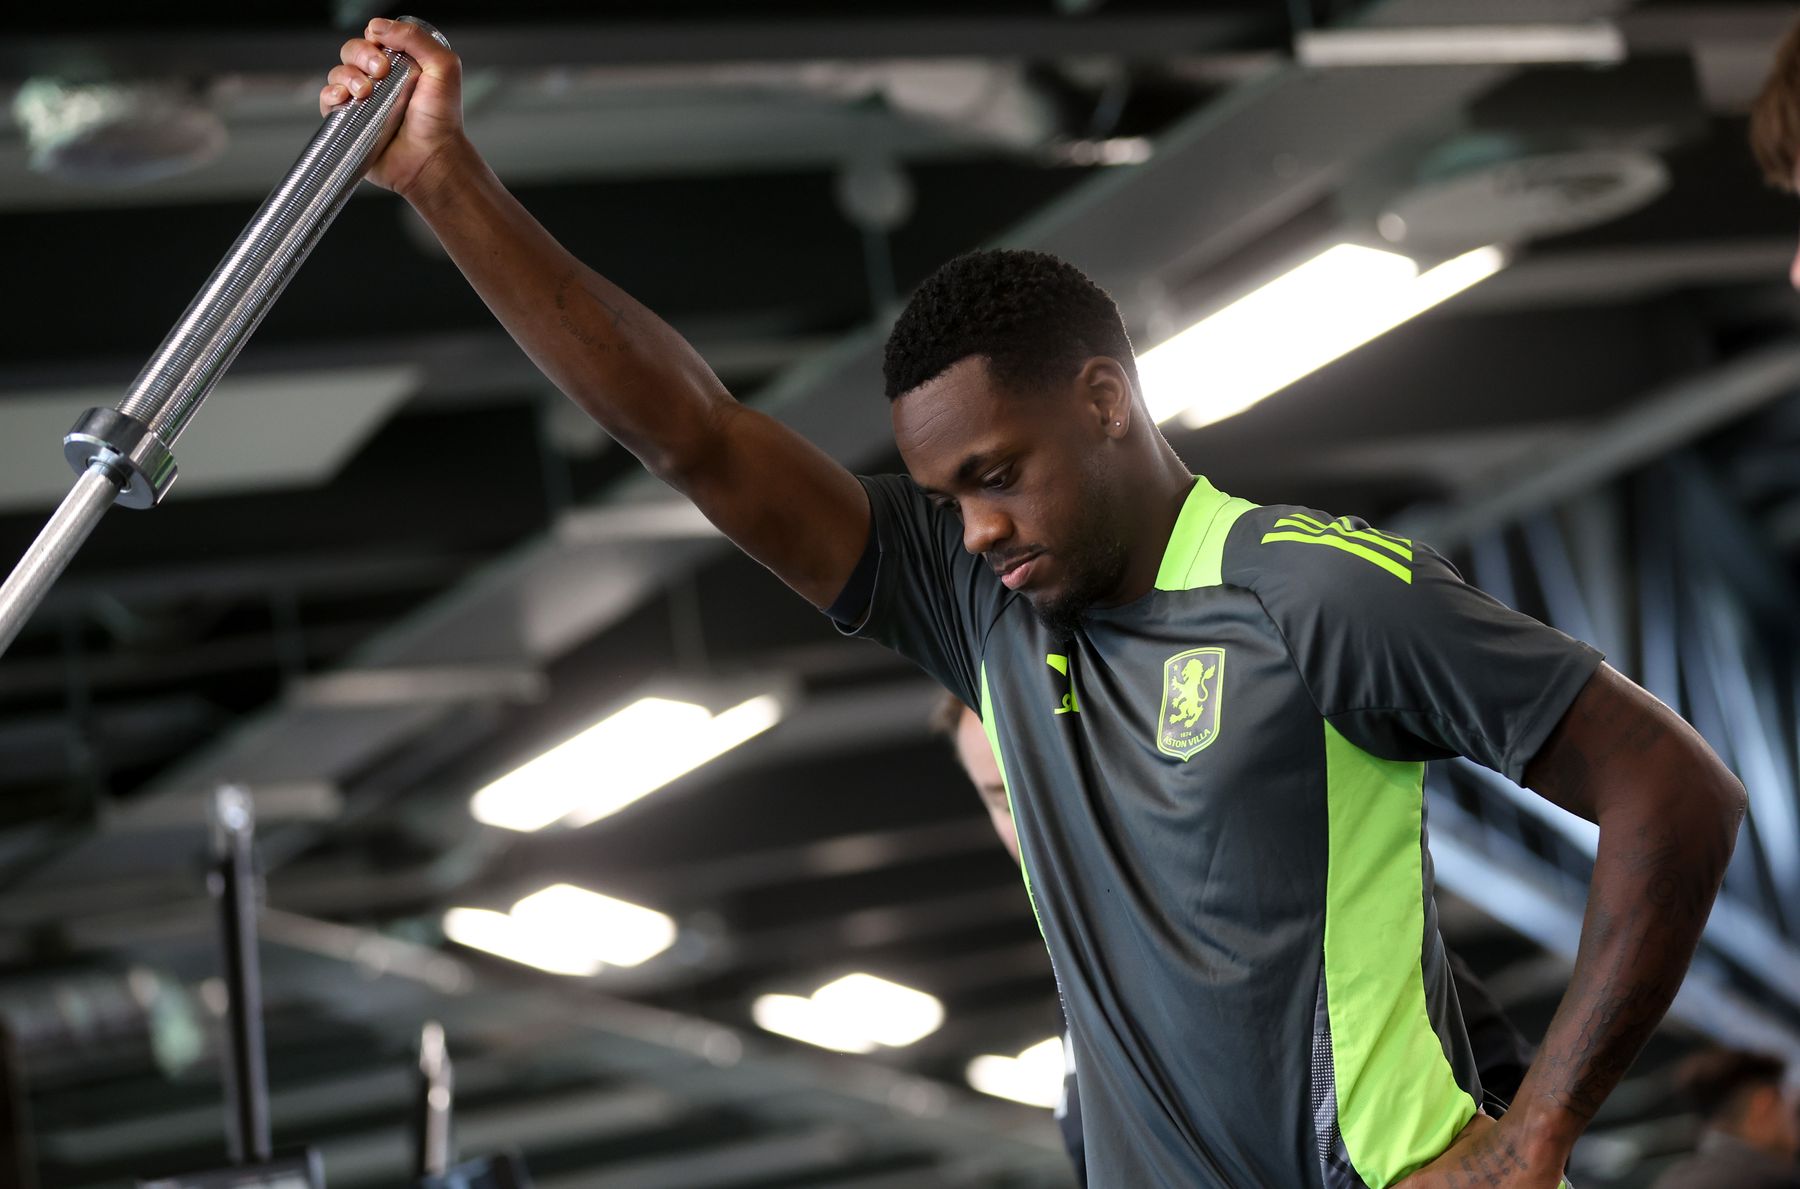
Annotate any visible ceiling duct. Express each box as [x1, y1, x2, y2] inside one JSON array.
[[1373, 137, 1670, 251], [12, 78, 225, 186], [1339, 54, 1701, 253]]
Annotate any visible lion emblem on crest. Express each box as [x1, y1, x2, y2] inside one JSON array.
[[1157, 647, 1226, 760]]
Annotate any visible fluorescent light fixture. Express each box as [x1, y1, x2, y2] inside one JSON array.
[[443, 884, 677, 975], [510, 883, 677, 968], [752, 973, 944, 1053], [470, 693, 784, 832], [1297, 24, 1624, 68], [442, 907, 604, 977], [1139, 243, 1507, 430], [967, 1036, 1065, 1108], [752, 994, 878, 1054], [810, 974, 945, 1047]]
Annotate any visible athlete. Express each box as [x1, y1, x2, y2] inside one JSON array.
[[320, 23, 1746, 1188]]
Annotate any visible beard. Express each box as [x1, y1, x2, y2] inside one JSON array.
[[1027, 499, 1128, 643]]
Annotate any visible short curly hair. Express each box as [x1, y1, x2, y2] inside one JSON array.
[[882, 249, 1137, 401]]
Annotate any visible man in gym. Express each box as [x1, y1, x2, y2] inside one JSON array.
[[321, 23, 1744, 1187]]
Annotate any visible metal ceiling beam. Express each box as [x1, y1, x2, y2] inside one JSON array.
[[1426, 787, 1800, 1061], [1455, 240, 1794, 312], [531, 1126, 867, 1189], [254, 916, 1074, 1176], [1396, 341, 1800, 549], [0, 95, 993, 213], [0, 324, 835, 417], [1446, 757, 1800, 1018], [322, 1084, 690, 1189], [0, 13, 1269, 79], [26, 905, 1069, 1177]]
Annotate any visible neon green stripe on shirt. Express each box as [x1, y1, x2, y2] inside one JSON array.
[[1259, 531, 1413, 584], [1322, 723, 1476, 1186]]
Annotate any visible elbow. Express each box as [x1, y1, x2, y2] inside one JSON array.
[[1678, 756, 1745, 872], [1689, 739, 1747, 835], [641, 385, 737, 489], [1714, 769, 1748, 845], [1603, 747, 1744, 864]]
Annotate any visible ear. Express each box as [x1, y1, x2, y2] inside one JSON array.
[[1077, 356, 1135, 440]]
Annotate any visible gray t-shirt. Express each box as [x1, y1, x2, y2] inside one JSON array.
[[841, 473, 1601, 1188]]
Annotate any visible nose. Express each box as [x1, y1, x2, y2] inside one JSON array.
[[961, 498, 1013, 557]]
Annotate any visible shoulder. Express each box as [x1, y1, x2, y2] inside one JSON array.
[[1222, 503, 1434, 596], [858, 472, 959, 543], [859, 471, 930, 507]]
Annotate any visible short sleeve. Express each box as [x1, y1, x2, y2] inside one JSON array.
[[829, 474, 1014, 710], [1227, 505, 1603, 784]]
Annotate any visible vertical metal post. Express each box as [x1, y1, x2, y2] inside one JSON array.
[[0, 1022, 36, 1189], [414, 1020, 454, 1179], [209, 785, 270, 1165]]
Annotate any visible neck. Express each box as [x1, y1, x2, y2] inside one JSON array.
[[1102, 445, 1197, 606]]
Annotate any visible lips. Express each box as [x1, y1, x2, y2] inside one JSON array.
[[995, 553, 1042, 591]]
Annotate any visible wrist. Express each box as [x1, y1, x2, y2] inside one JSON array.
[[1507, 1097, 1581, 1172], [400, 133, 481, 216]]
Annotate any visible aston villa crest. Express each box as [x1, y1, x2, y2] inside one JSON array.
[[1158, 647, 1225, 761]]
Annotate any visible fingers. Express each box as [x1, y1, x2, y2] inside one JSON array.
[[363, 17, 459, 83], [319, 65, 372, 116], [338, 36, 388, 76], [320, 18, 459, 117], [321, 38, 380, 116], [329, 64, 375, 98]]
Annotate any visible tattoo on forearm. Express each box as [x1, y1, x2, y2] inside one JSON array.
[[553, 268, 630, 350], [1538, 819, 1731, 1122], [1506, 671, 1742, 1161], [1452, 1136, 1528, 1186]]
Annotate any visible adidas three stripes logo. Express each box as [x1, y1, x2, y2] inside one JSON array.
[[1259, 512, 1414, 584]]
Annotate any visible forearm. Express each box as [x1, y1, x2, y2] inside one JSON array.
[[1509, 770, 1741, 1161], [404, 136, 731, 477]]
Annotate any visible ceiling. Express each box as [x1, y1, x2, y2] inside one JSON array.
[[2, 1, 1799, 1186]]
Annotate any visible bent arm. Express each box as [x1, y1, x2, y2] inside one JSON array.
[[405, 138, 869, 609], [1400, 664, 1742, 1187], [1511, 664, 1743, 1171]]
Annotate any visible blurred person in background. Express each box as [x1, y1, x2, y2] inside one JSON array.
[[1649, 1049, 1799, 1189], [933, 692, 1086, 1185], [1753, 4, 1800, 284]]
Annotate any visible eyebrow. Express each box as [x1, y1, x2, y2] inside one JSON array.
[[921, 451, 1002, 497]]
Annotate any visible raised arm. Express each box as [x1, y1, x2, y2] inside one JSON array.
[[1400, 664, 1744, 1187], [321, 19, 869, 609]]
